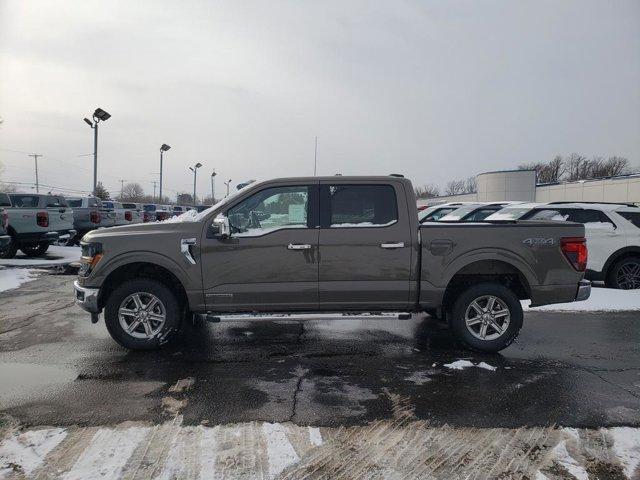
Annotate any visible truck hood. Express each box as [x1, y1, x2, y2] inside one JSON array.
[[82, 220, 203, 243]]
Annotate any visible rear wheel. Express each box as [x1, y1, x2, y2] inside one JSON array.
[[20, 243, 49, 257], [104, 279, 183, 350], [0, 236, 18, 259], [606, 256, 640, 290], [449, 283, 522, 352]]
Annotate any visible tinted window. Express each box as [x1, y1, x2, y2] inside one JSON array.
[[67, 199, 82, 207], [619, 211, 640, 228], [102, 201, 114, 209], [0, 193, 11, 207], [325, 185, 397, 227], [227, 185, 309, 236], [463, 207, 500, 222], [9, 194, 41, 208], [420, 207, 456, 222], [143, 204, 156, 212], [122, 203, 137, 209]]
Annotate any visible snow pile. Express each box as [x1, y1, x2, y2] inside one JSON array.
[[162, 209, 199, 223], [0, 268, 40, 293], [443, 360, 498, 371], [524, 287, 640, 312], [608, 427, 640, 478], [0, 428, 67, 477], [0, 246, 81, 267]]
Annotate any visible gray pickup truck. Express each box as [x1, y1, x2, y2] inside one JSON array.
[[74, 176, 590, 352], [0, 195, 10, 253]]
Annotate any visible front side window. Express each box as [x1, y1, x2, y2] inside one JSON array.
[[227, 186, 309, 237], [324, 184, 398, 227]]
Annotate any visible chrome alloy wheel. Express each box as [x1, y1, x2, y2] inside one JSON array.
[[616, 261, 640, 290], [118, 292, 166, 339], [464, 295, 511, 341]]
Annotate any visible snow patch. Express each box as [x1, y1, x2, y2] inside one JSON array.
[[607, 427, 640, 479], [308, 427, 323, 447], [262, 423, 299, 479], [0, 428, 67, 477], [444, 360, 498, 371], [524, 286, 640, 312], [0, 246, 81, 267], [63, 427, 149, 480], [0, 268, 39, 293], [550, 440, 588, 480], [161, 209, 199, 223], [404, 371, 432, 385]]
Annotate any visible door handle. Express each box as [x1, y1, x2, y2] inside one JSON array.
[[288, 243, 312, 250], [380, 242, 405, 249]]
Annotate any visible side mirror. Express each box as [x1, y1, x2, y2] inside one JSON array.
[[208, 215, 230, 239]]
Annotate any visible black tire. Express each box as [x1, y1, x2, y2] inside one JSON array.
[[606, 256, 640, 290], [104, 278, 183, 350], [449, 282, 523, 353], [19, 242, 49, 257], [0, 236, 18, 259]]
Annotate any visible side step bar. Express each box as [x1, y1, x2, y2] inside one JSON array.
[[193, 312, 414, 323]]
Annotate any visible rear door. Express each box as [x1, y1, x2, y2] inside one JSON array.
[[200, 182, 320, 311], [318, 181, 413, 310]]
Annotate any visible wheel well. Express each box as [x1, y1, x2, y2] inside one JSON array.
[[98, 262, 188, 310], [442, 260, 530, 312]]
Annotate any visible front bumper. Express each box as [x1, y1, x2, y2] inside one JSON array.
[[575, 279, 591, 302], [73, 280, 101, 314]]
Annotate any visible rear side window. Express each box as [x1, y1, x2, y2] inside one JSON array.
[[9, 195, 41, 207], [323, 184, 398, 227], [619, 211, 640, 228], [0, 193, 11, 207]]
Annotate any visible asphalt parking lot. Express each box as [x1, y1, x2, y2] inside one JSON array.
[[1, 272, 639, 478]]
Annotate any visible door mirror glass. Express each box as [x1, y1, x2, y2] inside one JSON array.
[[209, 215, 231, 238]]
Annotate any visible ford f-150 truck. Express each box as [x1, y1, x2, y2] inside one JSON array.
[[74, 176, 590, 352]]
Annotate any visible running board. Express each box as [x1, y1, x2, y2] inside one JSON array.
[[195, 312, 413, 323]]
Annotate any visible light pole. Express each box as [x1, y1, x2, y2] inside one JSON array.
[[189, 162, 202, 205], [28, 153, 43, 193], [159, 144, 171, 203], [224, 179, 232, 197], [210, 169, 216, 203], [83, 108, 111, 194]]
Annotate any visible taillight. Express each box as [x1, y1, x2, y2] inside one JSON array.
[[90, 211, 101, 224], [125, 211, 132, 221], [36, 211, 49, 227], [561, 237, 587, 272]]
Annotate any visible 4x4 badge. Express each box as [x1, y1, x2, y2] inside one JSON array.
[[523, 238, 555, 246]]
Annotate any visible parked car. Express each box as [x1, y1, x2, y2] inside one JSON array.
[[121, 203, 143, 225], [0, 193, 60, 258], [98, 200, 117, 229], [418, 202, 481, 223], [172, 206, 186, 216], [67, 196, 103, 243], [74, 175, 589, 352], [155, 205, 173, 221], [438, 202, 520, 222], [487, 202, 640, 289], [142, 204, 157, 222], [0, 195, 10, 253], [101, 201, 129, 226]]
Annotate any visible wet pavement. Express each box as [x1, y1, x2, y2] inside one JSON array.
[[1, 273, 639, 429]]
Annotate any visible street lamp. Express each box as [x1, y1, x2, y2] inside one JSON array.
[[210, 169, 217, 203], [159, 144, 171, 202], [224, 178, 232, 197], [189, 162, 202, 204], [83, 107, 111, 194]]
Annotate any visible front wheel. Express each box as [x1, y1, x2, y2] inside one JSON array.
[[104, 279, 183, 350], [449, 283, 523, 353], [20, 242, 49, 257]]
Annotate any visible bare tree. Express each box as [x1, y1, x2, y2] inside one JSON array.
[[118, 182, 145, 202], [444, 177, 476, 195], [414, 184, 440, 199]]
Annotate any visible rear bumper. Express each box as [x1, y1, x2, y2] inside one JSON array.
[[575, 280, 591, 302], [15, 231, 59, 244], [73, 280, 101, 314]]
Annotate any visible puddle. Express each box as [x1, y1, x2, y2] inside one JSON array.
[[0, 362, 77, 408]]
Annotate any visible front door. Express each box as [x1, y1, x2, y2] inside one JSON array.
[[200, 183, 319, 311], [318, 181, 413, 310]]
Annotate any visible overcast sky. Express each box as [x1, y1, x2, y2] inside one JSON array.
[[0, 0, 639, 199]]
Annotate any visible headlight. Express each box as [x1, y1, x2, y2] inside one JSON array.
[[79, 242, 103, 277]]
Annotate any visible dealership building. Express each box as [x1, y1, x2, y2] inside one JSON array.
[[419, 169, 640, 206]]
